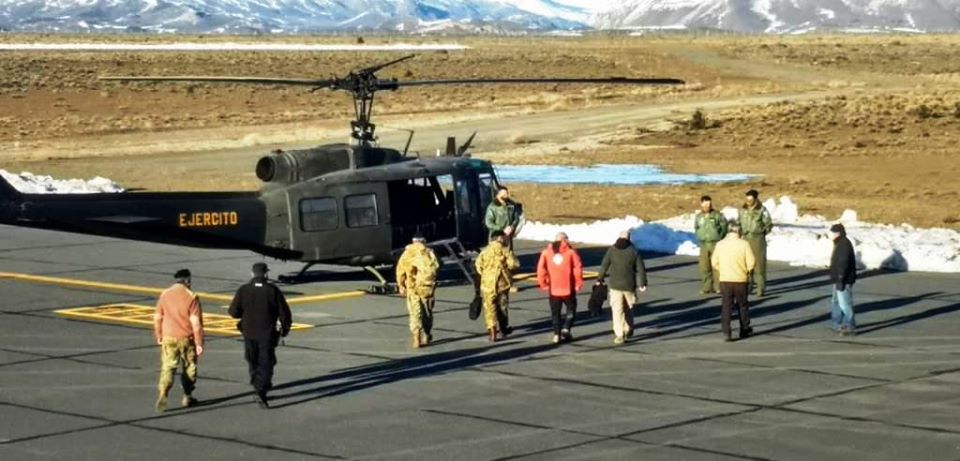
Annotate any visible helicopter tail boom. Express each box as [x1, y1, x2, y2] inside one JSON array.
[[0, 175, 21, 224]]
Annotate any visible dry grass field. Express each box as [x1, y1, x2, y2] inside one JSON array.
[[1, 34, 958, 229]]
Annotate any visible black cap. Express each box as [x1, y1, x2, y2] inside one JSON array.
[[745, 189, 759, 199], [700, 195, 712, 202], [829, 223, 845, 234], [412, 230, 425, 242], [174, 269, 191, 279], [252, 262, 269, 276]]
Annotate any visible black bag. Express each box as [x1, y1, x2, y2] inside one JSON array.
[[588, 281, 607, 317], [468, 291, 483, 320]]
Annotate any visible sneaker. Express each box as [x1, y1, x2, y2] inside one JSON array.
[[181, 395, 198, 408], [613, 336, 625, 345], [551, 334, 560, 344], [560, 328, 572, 341], [155, 394, 167, 413]]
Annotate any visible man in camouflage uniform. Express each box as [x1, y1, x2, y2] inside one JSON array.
[[395, 233, 440, 349], [739, 189, 773, 296], [475, 230, 520, 341], [695, 195, 728, 295]]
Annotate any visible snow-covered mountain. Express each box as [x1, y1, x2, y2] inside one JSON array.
[[0, 0, 599, 34], [595, 0, 960, 34], [1, 0, 959, 34]]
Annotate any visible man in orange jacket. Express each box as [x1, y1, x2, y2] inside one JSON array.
[[537, 232, 584, 344]]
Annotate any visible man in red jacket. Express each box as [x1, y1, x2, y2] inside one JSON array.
[[537, 232, 584, 344]]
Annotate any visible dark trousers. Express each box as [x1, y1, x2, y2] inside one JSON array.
[[548, 295, 577, 335], [244, 338, 277, 396], [719, 282, 750, 337]]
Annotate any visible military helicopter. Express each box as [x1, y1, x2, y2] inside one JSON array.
[[0, 55, 683, 285]]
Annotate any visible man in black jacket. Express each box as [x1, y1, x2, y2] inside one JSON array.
[[598, 230, 648, 344], [828, 224, 857, 336], [229, 262, 292, 408]]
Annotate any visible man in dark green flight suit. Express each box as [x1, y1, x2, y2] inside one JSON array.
[[739, 189, 773, 296], [694, 195, 727, 295]]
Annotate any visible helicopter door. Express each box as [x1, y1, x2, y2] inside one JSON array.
[[453, 173, 487, 248]]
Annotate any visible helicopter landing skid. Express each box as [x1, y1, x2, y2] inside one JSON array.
[[277, 262, 321, 284]]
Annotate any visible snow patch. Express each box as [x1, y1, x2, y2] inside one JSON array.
[[518, 196, 960, 273], [0, 170, 124, 194]]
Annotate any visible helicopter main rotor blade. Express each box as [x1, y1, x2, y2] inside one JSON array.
[[386, 77, 686, 89], [99, 76, 338, 87]]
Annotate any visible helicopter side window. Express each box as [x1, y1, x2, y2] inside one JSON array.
[[299, 198, 338, 232], [345, 194, 379, 228]]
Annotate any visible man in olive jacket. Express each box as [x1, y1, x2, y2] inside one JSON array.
[[739, 189, 773, 296], [484, 186, 521, 245], [695, 195, 727, 295], [598, 230, 648, 344], [229, 262, 292, 409], [828, 223, 858, 335]]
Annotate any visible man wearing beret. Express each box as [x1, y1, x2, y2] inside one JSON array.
[[154, 268, 205, 412]]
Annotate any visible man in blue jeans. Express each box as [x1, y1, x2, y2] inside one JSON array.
[[828, 223, 857, 335]]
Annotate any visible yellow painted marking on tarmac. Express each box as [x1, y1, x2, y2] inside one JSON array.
[[54, 304, 313, 336], [0, 271, 364, 306], [287, 291, 365, 305], [512, 271, 599, 282]]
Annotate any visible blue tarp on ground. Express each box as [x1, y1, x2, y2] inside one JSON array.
[[494, 164, 755, 185]]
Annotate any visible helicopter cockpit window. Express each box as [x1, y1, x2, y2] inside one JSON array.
[[299, 198, 338, 232], [345, 194, 379, 228], [478, 172, 495, 212]]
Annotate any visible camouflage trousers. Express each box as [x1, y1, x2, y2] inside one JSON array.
[[482, 291, 510, 331], [158, 337, 198, 397], [406, 294, 435, 335]]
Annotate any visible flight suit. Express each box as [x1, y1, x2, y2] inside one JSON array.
[[395, 242, 440, 343], [474, 240, 520, 334], [739, 203, 773, 295], [695, 209, 728, 293]]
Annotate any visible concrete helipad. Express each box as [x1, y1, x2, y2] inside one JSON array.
[[0, 224, 959, 460]]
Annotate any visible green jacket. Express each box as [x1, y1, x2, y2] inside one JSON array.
[[739, 203, 773, 239], [484, 200, 521, 238], [599, 240, 648, 291], [694, 209, 728, 243]]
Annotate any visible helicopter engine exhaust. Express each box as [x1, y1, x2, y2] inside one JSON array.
[[256, 145, 354, 184]]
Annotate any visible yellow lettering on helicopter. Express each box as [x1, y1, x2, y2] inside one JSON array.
[[178, 211, 239, 228]]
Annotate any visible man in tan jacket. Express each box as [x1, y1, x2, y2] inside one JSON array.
[[154, 268, 204, 412], [711, 222, 756, 342]]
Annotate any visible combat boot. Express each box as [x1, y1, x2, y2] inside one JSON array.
[[155, 392, 168, 413], [181, 395, 199, 408]]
